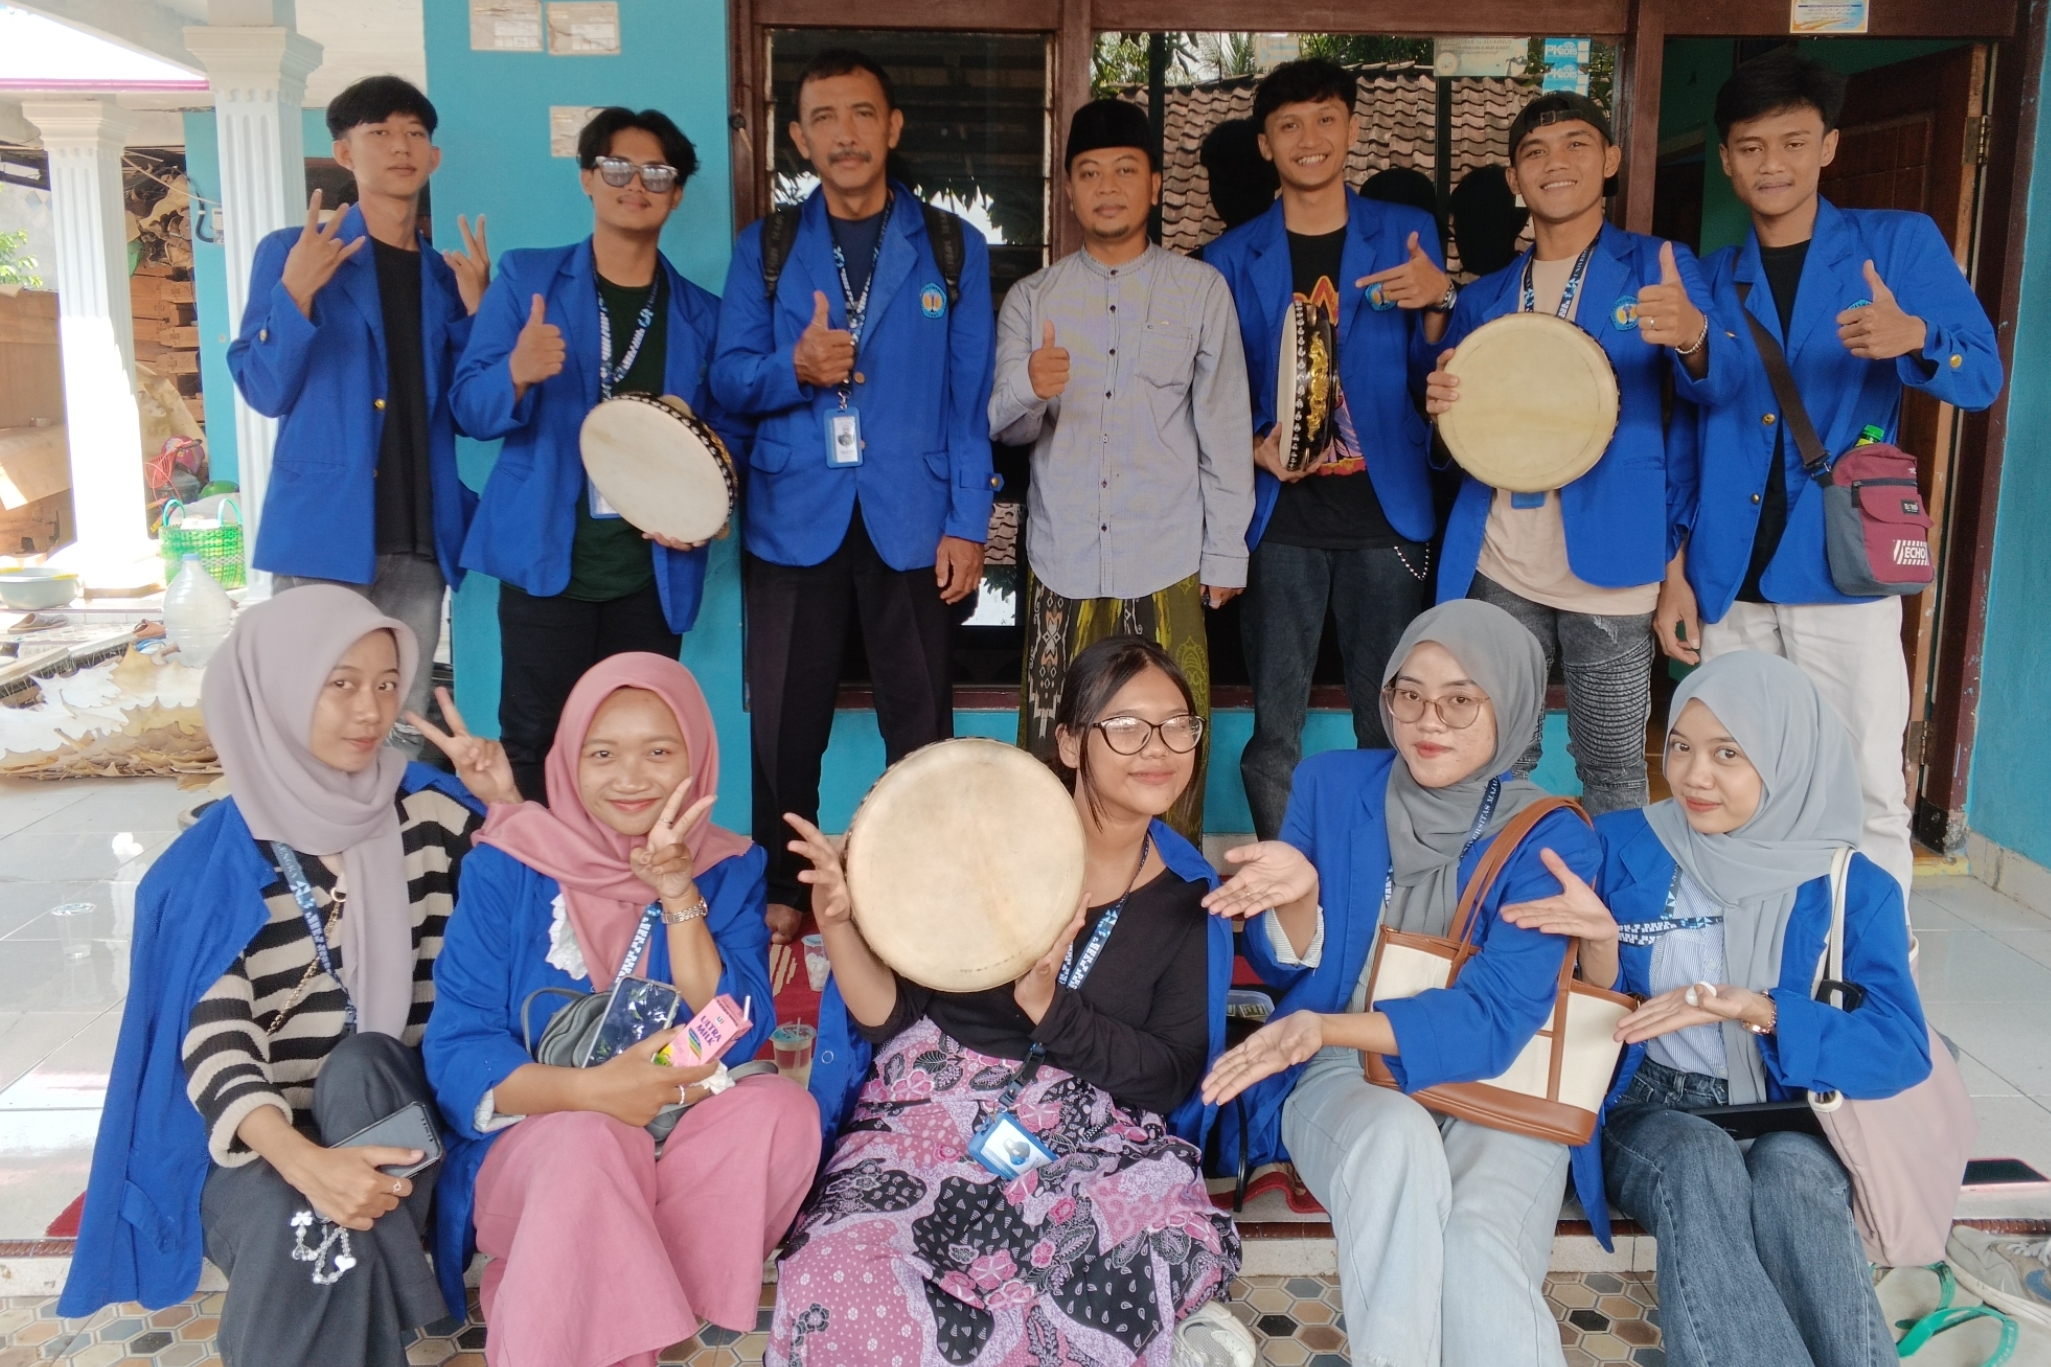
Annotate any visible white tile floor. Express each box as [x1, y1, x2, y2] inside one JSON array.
[[1, 777, 2048, 1241]]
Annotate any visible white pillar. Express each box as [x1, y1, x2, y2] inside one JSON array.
[[181, 24, 322, 591], [20, 99, 157, 584]]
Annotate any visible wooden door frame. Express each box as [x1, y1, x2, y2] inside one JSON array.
[[724, 0, 2036, 847]]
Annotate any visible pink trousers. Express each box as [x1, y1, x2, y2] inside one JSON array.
[[472, 1074, 821, 1367]]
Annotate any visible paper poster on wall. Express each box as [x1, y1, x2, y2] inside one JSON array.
[[1433, 37, 1531, 79], [547, 2, 620, 55], [550, 105, 602, 157], [1791, 0, 1869, 32], [470, 0, 543, 52]]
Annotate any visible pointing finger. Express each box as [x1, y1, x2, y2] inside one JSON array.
[[1658, 241, 1681, 287], [527, 293, 548, 328], [811, 290, 832, 329]]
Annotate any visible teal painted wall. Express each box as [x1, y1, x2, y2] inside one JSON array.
[[1966, 47, 2051, 869]]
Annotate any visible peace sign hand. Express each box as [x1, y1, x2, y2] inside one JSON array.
[[280, 191, 366, 319], [630, 780, 715, 903], [407, 687, 520, 806], [443, 213, 492, 315], [1355, 231, 1451, 311]]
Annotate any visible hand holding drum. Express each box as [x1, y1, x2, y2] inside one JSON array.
[[1428, 314, 1620, 494], [578, 394, 737, 550]]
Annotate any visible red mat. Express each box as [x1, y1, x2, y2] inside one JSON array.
[[46, 1191, 84, 1238]]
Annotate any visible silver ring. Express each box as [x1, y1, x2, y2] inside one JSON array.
[[677, 1084, 688, 1106], [390, 1179, 402, 1195]]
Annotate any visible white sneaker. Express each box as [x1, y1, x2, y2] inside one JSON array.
[[1171, 1301, 1257, 1367], [1947, 1226, 2051, 1332]]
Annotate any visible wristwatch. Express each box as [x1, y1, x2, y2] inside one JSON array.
[[1429, 282, 1459, 314], [660, 892, 709, 925]]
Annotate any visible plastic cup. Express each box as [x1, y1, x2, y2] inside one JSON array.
[[771, 1022, 816, 1087], [802, 933, 829, 991]]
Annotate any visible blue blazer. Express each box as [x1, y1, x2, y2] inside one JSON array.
[[806, 819, 1232, 1156], [710, 185, 997, 570], [423, 840, 776, 1314], [1590, 809, 1931, 1237], [1438, 223, 1721, 600], [60, 766, 482, 1320], [1202, 193, 1442, 548], [228, 205, 477, 585], [1676, 200, 2002, 617], [450, 240, 749, 635], [1222, 749, 1605, 1219]]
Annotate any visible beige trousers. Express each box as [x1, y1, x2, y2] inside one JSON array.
[[1699, 596, 1914, 894]]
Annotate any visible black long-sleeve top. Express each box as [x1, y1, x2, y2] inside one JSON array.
[[856, 868, 1211, 1116]]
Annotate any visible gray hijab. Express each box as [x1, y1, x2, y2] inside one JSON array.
[[1380, 600, 1551, 936], [201, 586, 420, 1037], [1644, 651, 1862, 1101]]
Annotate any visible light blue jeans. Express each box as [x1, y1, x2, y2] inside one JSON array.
[[1283, 1048, 1570, 1367]]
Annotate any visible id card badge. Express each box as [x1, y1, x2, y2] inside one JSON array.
[[968, 1110, 1056, 1179], [589, 482, 624, 519], [826, 406, 864, 468]]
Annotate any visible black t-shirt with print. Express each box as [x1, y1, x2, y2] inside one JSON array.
[[1262, 227, 1401, 551]]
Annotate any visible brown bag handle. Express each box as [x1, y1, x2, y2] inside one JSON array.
[[1440, 795, 1589, 984]]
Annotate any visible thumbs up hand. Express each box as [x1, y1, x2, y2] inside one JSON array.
[[793, 289, 856, 388], [1635, 241, 1707, 352], [508, 294, 566, 397], [1837, 260, 1928, 360], [1027, 318, 1071, 400], [1354, 230, 1452, 311]]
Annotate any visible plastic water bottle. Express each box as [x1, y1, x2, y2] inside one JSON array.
[[163, 555, 234, 668]]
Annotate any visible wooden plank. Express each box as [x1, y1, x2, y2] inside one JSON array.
[[0, 425, 69, 510], [1614, 0, 1666, 233], [1053, 0, 1092, 260]]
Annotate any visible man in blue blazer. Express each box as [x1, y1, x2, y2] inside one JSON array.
[[712, 49, 996, 927], [229, 77, 491, 749], [1202, 58, 1453, 840], [1659, 52, 2001, 892], [1428, 92, 1722, 817], [452, 108, 748, 803]]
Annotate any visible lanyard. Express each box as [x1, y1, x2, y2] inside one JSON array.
[[597, 280, 659, 399], [1520, 244, 1596, 319], [612, 902, 663, 988], [271, 843, 355, 1032], [1616, 868, 1724, 947], [832, 193, 892, 356], [996, 830, 1153, 1109], [1379, 775, 1506, 915]]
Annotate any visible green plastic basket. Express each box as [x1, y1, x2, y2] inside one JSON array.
[[159, 497, 245, 589]]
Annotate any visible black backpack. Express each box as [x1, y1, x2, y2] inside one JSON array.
[[759, 200, 966, 310]]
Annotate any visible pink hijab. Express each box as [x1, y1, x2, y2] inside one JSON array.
[[475, 654, 751, 984]]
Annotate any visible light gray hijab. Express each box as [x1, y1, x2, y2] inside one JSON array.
[[1380, 600, 1551, 936], [1644, 651, 1863, 1101], [201, 586, 420, 1037]]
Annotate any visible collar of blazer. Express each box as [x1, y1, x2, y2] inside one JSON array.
[[1733, 195, 1857, 359], [783, 181, 929, 352]]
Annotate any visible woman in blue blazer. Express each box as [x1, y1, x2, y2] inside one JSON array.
[[1595, 651, 1928, 1367], [1201, 599, 1605, 1367], [769, 637, 1245, 1367], [424, 653, 816, 1364]]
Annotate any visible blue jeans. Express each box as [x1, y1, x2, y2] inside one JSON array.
[[1602, 1059, 1894, 1367], [1239, 540, 1428, 839]]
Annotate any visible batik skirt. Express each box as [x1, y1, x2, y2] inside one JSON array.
[[767, 1019, 1240, 1367]]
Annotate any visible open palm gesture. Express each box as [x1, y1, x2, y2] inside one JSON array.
[[630, 780, 715, 902], [408, 687, 519, 806], [783, 813, 851, 928], [1201, 1010, 1326, 1105]]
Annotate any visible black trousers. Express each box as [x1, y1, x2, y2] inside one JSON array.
[[747, 516, 953, 907], [498, 579, 681, 804], [201, 1033, 447, 1367]]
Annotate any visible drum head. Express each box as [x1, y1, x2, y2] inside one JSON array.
[[579, 395, 736, 543], [1276, 302, 1336, 472], [844, 738, 1087, 993], [1436, 314, 1619, 493]]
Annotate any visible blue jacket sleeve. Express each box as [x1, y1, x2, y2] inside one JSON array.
[[448, 265, 542, 442], [1668, 395, 1701, 560], [1237, 766, 1322, 996], [1378, 810, 1594, 1089], [699, 849, 778, 1065], [1891, 214, 2003, 411], [943, 228, 998, 545], [1761, 856, 1930, 1099], [424, 848, 544, 1142], [226, 229, 323, 418], [710, 223, 812, 419]]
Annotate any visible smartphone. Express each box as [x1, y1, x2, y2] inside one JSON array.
[[1681, 1100, 1824, 1141], [583, 976, 683, 1067], [335, 1100, 442, 1178], [1963, 1157, 2050, 1188]]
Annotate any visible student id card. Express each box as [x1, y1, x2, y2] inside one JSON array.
[[967, 1110, 1056, 1179], [826, 407, 863, 468], [589, 482, 624, 519]]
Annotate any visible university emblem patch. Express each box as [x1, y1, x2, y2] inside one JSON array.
[[920, 283, 946, 318], [1611, 295, 1640, 330]]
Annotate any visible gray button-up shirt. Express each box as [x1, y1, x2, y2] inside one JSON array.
[[990, 244, 1254, 601]]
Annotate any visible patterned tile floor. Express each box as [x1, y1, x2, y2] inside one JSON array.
[[0, 1272, 1664, 1365]]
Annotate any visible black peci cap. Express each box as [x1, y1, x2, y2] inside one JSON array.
[[1066, 99, 1155, 171]]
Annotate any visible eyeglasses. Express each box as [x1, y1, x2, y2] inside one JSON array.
[[592, 156, 679, 193], [1091, 714, 1205, 755], [1381, 684, 1489, 730]]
